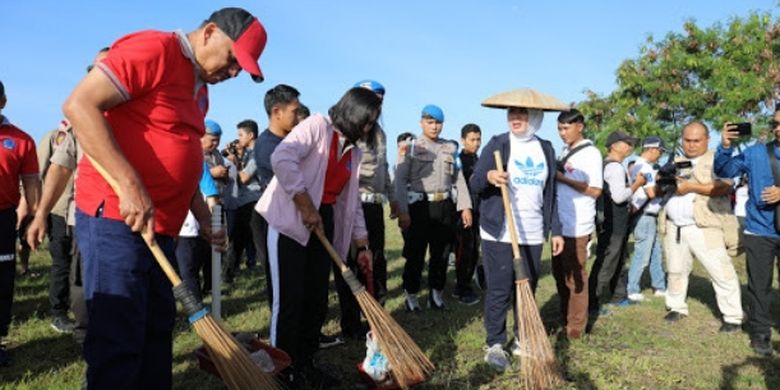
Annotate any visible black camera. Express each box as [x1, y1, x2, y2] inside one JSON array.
[[221, 140, 239, 158], [656, 159, 692, 194]]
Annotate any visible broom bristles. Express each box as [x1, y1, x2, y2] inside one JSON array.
[[514, 279, 563, 389], [193, 314, 279, 390], [354, 290, 434, 389]]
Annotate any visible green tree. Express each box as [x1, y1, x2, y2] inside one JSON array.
[[579, 11, 780, 150]]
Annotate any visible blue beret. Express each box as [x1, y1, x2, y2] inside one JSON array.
[[421, 104, 444, 122], [204, 119, 222, 136], [354, 80, 385, 95]]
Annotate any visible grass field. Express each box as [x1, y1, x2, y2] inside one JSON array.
[[1, 215, 780, 389]]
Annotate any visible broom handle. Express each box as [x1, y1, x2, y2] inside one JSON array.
[[211, 204, 222, 321], [87, 156, 183, 287], [313, 228, 350, 273], [493, 151, 522, 260]]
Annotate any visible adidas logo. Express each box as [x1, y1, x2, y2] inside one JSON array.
[[512, 157, 545, 186]]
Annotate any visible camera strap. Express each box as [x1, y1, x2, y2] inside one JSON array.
[[764, 142, 780, 232], [559, 141, 593, 168]]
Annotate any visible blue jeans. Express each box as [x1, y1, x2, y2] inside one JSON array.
[[76, 209, 176, 389], [626, 214, 666, 294]]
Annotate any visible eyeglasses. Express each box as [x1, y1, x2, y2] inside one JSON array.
[[771, 120, 780, 129]]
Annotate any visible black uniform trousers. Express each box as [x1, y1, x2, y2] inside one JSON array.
[[0, 208, 17, 338], [402, 199, 456, 294], [48, 214, 72, 318], [455, 211, 480, 293], [743, 234, 780, 337]]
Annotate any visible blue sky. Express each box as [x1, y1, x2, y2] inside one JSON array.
[[1, 1, 776, 166]]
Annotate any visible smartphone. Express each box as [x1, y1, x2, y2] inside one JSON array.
[[734, 122, 752, 136]]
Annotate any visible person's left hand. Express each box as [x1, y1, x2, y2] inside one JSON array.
[[551, 235, 565, 256], [675, 179, 691, 195], [357, 249, 373, 275], [200, 225, 227, 252], [762, 186, 780, 205], [461, 208, 473, 228]]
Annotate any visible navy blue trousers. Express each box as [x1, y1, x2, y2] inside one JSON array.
[[76, 209, 176, 389], [482, 239, 542, 346]]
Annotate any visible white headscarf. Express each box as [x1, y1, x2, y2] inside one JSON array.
[[510, 108, 543, 142]]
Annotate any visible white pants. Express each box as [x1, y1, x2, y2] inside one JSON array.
[[663, 222, 743, 324]]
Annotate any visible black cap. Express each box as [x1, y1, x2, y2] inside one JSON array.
[[0, 80, 4, 98], [206, 7, 268, 82], [605, 131, 639, 148], [641, 136, 668, 151]]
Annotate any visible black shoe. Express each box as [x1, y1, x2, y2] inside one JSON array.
[[664, 311, 686, 323], [451, 286, 463, 299], [300, 362, 341, 389], [750, 334, 773, 357], [457, 290, 480, 306], [719, 323, 741, 333], [51, 316, 76, 334], [0, 347, 10, 366], [318, 333, 344, 349], [342, 323, 370, 341]]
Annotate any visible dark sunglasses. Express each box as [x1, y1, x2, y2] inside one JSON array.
[[771, 120, 780, 129]]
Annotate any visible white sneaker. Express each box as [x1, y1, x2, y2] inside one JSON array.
[[628, 293, 646, 302], [484, 344, 511, 372], [404, 291, 421, 312], [429, 289, 446, 309], [653, 289, 667, 297], [509, 339, 525, 357]]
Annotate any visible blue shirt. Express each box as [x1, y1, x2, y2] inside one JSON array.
[[714, 143, 779, 238], [199, 161, 219, 198], [254, 129, 284, 191]]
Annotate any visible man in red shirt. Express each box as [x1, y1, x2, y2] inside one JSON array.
[[61, 8, 267, 387], [0, 80, 41, 366]]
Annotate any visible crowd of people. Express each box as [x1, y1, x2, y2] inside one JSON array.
[[1, 6, 779, 389]]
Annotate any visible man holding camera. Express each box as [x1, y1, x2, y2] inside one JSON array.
[[659, 122, 742, 332], [715, 115, 780, 356]]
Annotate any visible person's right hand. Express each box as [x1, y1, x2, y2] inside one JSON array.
[[487, 170, 508, 187], [398, 213, 411, 230], [26, 214, 48, 250], [721, 122, 740, 149], [118, 176, 155, 241], [634, 172, 647, 186], [210, 165, 228, 179]]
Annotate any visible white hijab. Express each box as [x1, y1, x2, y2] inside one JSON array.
[[511, 108, 543, 142]]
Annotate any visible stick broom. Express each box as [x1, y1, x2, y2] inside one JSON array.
[[88, 157, 277, 390], [314, 229, 433, 389], [494, 150, 563, 389]]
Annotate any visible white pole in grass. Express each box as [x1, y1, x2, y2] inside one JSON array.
[[211, 204, 222, 321]]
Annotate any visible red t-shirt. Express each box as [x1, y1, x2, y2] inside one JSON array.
[[0, 120, 39, 210], [75, 30, 208, 236], [322, 134, 353, 205]]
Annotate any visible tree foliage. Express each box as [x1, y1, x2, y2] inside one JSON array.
[[579, 11, 780, 150]]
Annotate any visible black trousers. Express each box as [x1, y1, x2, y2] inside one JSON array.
[[175, 236, 212, 303], [455, 211, 480, 292], [268, 204, 334, 366], [589, 227, 629, 308], [333, 202, 387, 336], [0, 208, 17, 338], [743, 234, 780, 337], [70, 234, 88, 343], [223, 202, 256, 283], [48, 214, 73, 318], [402, 199, 456, 294], [250, 210, 273, 304]]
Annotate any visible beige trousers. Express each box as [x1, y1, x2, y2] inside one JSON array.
[[663, 221, 743, 324]]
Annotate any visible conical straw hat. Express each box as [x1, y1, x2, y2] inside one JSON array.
[[482, 88, 570, 111]]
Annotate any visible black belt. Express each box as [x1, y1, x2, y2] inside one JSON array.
[[643, 212, 658, 217]]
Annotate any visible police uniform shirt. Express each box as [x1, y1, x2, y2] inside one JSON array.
[[394, 136, 472, 214], [47, 127, 80, 223], [357, 126, 394, 202]]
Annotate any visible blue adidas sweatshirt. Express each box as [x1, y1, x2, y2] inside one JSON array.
[[714, 143, 779, 238]]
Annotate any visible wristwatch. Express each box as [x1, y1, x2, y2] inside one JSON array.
[[356, 245, 370, 254]]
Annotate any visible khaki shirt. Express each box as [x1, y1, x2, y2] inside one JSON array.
[[357, 126, 394, 202], [40, 128, 75, 220], [394, 136, 472, 214]]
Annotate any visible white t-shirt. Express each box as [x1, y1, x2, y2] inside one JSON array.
[[734, 186, 748, 218], [630, 156, 662, 214], [664, 156, 700, 226], [179, 211, 199, 237], [556, 140, 603, 237], [481, 137, 547, 245]]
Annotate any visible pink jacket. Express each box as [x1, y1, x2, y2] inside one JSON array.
[[255, 114, 368, 260]]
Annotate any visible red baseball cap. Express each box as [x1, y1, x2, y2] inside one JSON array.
[[207, 7, 268, 83]]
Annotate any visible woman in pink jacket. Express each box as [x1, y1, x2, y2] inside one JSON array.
[[256, 87, 381, 388]]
